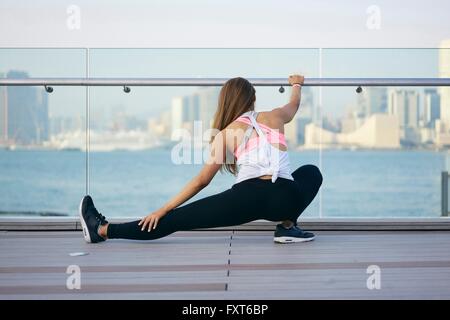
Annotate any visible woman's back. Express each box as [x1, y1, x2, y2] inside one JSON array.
[[227, 110, 294, 184], [227, 109, 287, 153]]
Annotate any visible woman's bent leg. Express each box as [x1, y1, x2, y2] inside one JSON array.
[[288, 164, 323, 222], [107, 186, 257, 240]]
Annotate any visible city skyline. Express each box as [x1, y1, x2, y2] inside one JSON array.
[[0, 47, 445, 120], [0, 70, 49, 145], [0, 71, 448, 150], [1, 43, 450, 150]]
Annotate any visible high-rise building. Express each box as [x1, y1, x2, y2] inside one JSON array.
[[187, 93, 200, 123], [171, 93, 201, 139], [36, 86, 49, 142], [439, 40, 450, 123], [388, 89, 419, 128], [171, 96, 185, 140], [357, 87, 387, 117], [423, 89, 440, 129], [197, 87, 220, 129], [388, 89, 419, 143], [171, 87, 220, 141], [5, 70, 49, 145], [285, 87, 314, 146], [434, 40, 450, 146], [356, 87, 387, 117]]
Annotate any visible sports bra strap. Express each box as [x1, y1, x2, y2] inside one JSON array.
[[235, 110, 274, 155], [248, 111, 267, 140], [240, 123, 254, 148]]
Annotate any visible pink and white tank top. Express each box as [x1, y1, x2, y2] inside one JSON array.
[[233, 110, 294, 184]]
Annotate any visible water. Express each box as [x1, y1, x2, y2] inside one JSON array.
[[0, 149, 445, 218]]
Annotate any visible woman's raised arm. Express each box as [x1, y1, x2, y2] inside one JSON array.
[[273, 74, 304, 124]]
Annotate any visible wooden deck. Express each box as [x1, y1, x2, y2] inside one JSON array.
[[1, 227, 450, 299]]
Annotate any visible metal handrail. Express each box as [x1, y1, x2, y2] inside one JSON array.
[[1, 77, 450, 87]]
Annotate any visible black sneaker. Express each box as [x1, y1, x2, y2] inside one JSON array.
[[273, 223, 315, 243], [78, 195, 108, 243]]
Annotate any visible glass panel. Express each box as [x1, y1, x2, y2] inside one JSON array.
[[2, 47, 448, 219], [88, 48, 321, 217], [0, 48, 86, 217], [318, 48, 448, 217]]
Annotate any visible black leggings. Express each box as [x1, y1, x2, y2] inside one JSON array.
[[107, 164, 323, 240]]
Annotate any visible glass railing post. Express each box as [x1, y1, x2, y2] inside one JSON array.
[[443, 171, 449, 217], [85, 47, 90, 196]]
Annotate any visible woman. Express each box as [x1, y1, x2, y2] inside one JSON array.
[[79, 74, 323, 244]]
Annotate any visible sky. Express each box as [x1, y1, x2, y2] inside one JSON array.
[[0, 0, 449, 119], [1, 0, 450, 48]]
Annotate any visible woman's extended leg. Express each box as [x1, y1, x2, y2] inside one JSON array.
[[101, 165, 322, 241], [282, 164, 323, 227], [106, 185, 259, 241]]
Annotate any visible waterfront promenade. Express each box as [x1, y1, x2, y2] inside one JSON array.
[[1, 218, 450, 299]]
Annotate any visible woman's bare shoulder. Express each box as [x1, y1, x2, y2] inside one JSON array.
[[258, 109, 284, 128], [227, 118, 248, 130]]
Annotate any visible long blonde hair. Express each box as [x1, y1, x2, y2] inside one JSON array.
[[210, 77, 256, 175]]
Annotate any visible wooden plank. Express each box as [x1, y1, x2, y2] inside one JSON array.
[[0, 283, 227, 295], [2, 217, 450, 231], [2, 260, 450, 275], [0, 271, 228, 286], [0, 291, 228, 300], [1, 230, 450, 299]]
